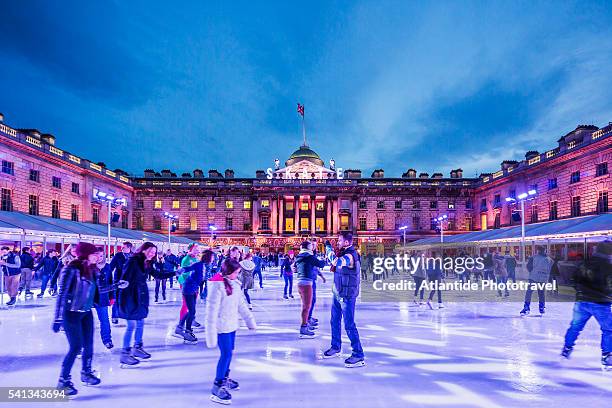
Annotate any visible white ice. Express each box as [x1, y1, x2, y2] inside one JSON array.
[[0, 267, 610, 407]]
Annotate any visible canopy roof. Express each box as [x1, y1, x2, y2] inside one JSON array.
[[407, 214, 612, 248], [0, 211, 198, 247]]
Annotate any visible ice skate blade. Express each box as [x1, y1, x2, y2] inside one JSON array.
[[210, 395, 232, 405], [299, 334, 318, 339], [120, 363, 140, 369], [172, 333, 185, 339], [322, 352, 341, 359], [345, 361, 366, 368], [602, 365, 612, 372], [81, 381, 101, 387], [183, 340, 198, 345]]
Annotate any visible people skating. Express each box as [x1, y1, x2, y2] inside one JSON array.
[[0, 246, 21, 306], [109, 242, 133, 324], [163, 249, 179, 289], [34, 250, 59, 298], [482, 251, 494, 282], [49, 245, 77, 297], [252, 252, 263, 289], [206, 258, 256, 405], [281, 251, 295, 299], [412, 252, 427, 304], [520, 246, 553, 316], [493, 250, 510, 297], [308, 244, 327, 330], [180, 250, 215, 344], [323, 232, 365, 368], [52, 243, 128, 395], [153, 254, 167, 303], [175, 243, 201, 338], [93, 248, 115, 349], [561, 241, 611, 371], [505, 251, 517, 283], [239, 253, 256, 310], [426, 251, 444, 310], [117, 242, 172, 367], [18, 247, 35, 297], [295, 240, 327, 339]]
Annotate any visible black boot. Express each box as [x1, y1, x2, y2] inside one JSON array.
[[81, 358, 101, 386], [6, 297, 16, 306], [57, 376, 78, 396]]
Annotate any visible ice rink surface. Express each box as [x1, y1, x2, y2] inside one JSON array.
[[0, 268, 610, 407]]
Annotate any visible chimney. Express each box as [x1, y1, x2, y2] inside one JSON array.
[[0, 113, 4, 123], [455, 168, 463, 178], [402, 168, 417, 178], [371, 169, 384, 178], [181, 172, 192, 178], [193, 169, 204, 178], [525, 151, 539, 160], [431, 173, 443, 179], [344, 169, 362, 179], [143, 169, 155, 178], [501, 160, 518, 171], [224, 169, 235, 179], [255, 170, 266, 179], [97, 162, 106, 168], [419, 172, 429, 179], [208, 169, 223, 178], [161, 169, 172, 177], [41, 133, 56, 145]]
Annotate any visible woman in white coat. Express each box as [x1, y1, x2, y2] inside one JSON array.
[[206, 258, 256, 405]]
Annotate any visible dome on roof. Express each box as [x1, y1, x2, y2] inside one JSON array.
[[285, 145, 324, 167]]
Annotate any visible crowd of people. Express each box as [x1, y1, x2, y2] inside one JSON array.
[[1, 234, 610, 404]]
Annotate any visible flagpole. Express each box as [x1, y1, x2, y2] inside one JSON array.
[[302, 114, 307, 147]]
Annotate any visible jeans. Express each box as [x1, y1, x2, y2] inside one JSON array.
[[253, 270, 263, 288], [308, 281, 317, 320], [61, 311, 94, 379], [564, 301, 612, 353], [3, 275, 20, 298], [155, 278, 167, 301], [298, 283, 313, 326], [19, 268, 33, 291], [283, 275, 293, 296], [428, 277, 442, 303], [215, 331, 236, 383], [49, 269, 59, 292], [184, 293, 197, 331], [243, 289, 251, 304], [123, 319, 144, 349], [524, 279, 546, 309], [331, 296, 364, 358], [496, 276, 509, 296], [95, 306, 112, 343], [413, 276, 425, 299], [508, 268, 517, 283], [39, 273, 51, 294]]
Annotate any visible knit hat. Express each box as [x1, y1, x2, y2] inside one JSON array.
[[75, 242, 99, 259], [239, 259, 256, 271]]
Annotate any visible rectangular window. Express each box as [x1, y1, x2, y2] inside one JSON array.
[[225, 200, 233, 209], [340, 215, 350, 230], [528, 184, 538, 193], [154, 200, 162, 209], [153, 216, 162, 230], [530, 205, 538, 223], [413, 201, 420, 209], [244, 221, 252, 231], [260, 215, 269, 231], [208, 200, 216, 209], [430, 217, 438, 231], [448, 201, 455, 209], [481, 213, 487, 231], [285, 201, 294, 211], [597, 191, 609, 213], [359, 201, 366, 209], [52, 176, 61, 189], [285, 218, 294, 231], [71, 204, 79, 221], [316, 202, 324, 211], [136, 200, 144, 209], [260, 200, 270, 208], [494, 194, 501, 206], [465, 199, 472, 210], [412, 215, 420, 230], [243, 201, 251, 209], [494, 213, 501, 229], [571, 196, 581, 217], [300, 201, 309, 211], [51, 200, 60, 219], [549, 201, 558, 220], [190, 217, 198, 231], [377, 201, 385, 209], [548, 178, 557, 190], [340, 200, 350, 210], [570, 171, 580, 184], [190, 200, 198, 209], [29, 169, 40, 183], [430, 201, 437, 209], [596, 162, 608, 177], [121, 212, 128, 229], [300, 217, 309, 231], [377, 217, 384, 230], [71, 182, 80, 195], [480, 198, 487, 211], [509, 189, 516, 199], [359, 216, 367, 231], [1, 160, 14, 175], [92, 207, 100, 224], [172, 200, 180, 209], [316, 217, 325, 231], [136, 215, 144, 230], [1, 189, 12, 211], [395, 200, 402, 209], [28, 195, 39, 215]]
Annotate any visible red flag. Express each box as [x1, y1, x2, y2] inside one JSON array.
[[297, 103, 304, 117]]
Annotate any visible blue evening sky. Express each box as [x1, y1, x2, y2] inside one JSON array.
[[1, 1, 611, 178]]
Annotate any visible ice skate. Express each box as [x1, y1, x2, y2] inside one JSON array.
[[57, 377, 78, 396], [299, 325, 317, 339], [80, 370, 101, 386], [322, 348, 341, 359], [173, 325, 185, 338], [104, 341, 114, 350], [344, 355, 366, 368], [602, 353, 611, 372], [520, 307, 530, 316], [560, 346, 573, 359], [426, 300, 434, 310], [132, 344, 151, 359], [120, 348, 139, 368], [210, 384, 232, 405], [183, 330, 198, 345]]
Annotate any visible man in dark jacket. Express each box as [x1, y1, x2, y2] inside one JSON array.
[[561, 241, 612, 370], [110, 242, 133, 324], [1, 246, 21, 306], [323, 232, 365, 368], [35, 250, 59, 298], [19, 248, 35, 296], [163, 249, 179, 288], [295, 241, 327, 339]]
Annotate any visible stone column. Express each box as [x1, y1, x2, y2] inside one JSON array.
[[271, 198, 278, 234], [326, 198, 332, 235], [351, 197, 358, 233], [294, 196, 299, 235], [279, 197, 284, 234], [310, 195, 316, 234], [332, 198, 339, 234], [252, 197, 259, 234]]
